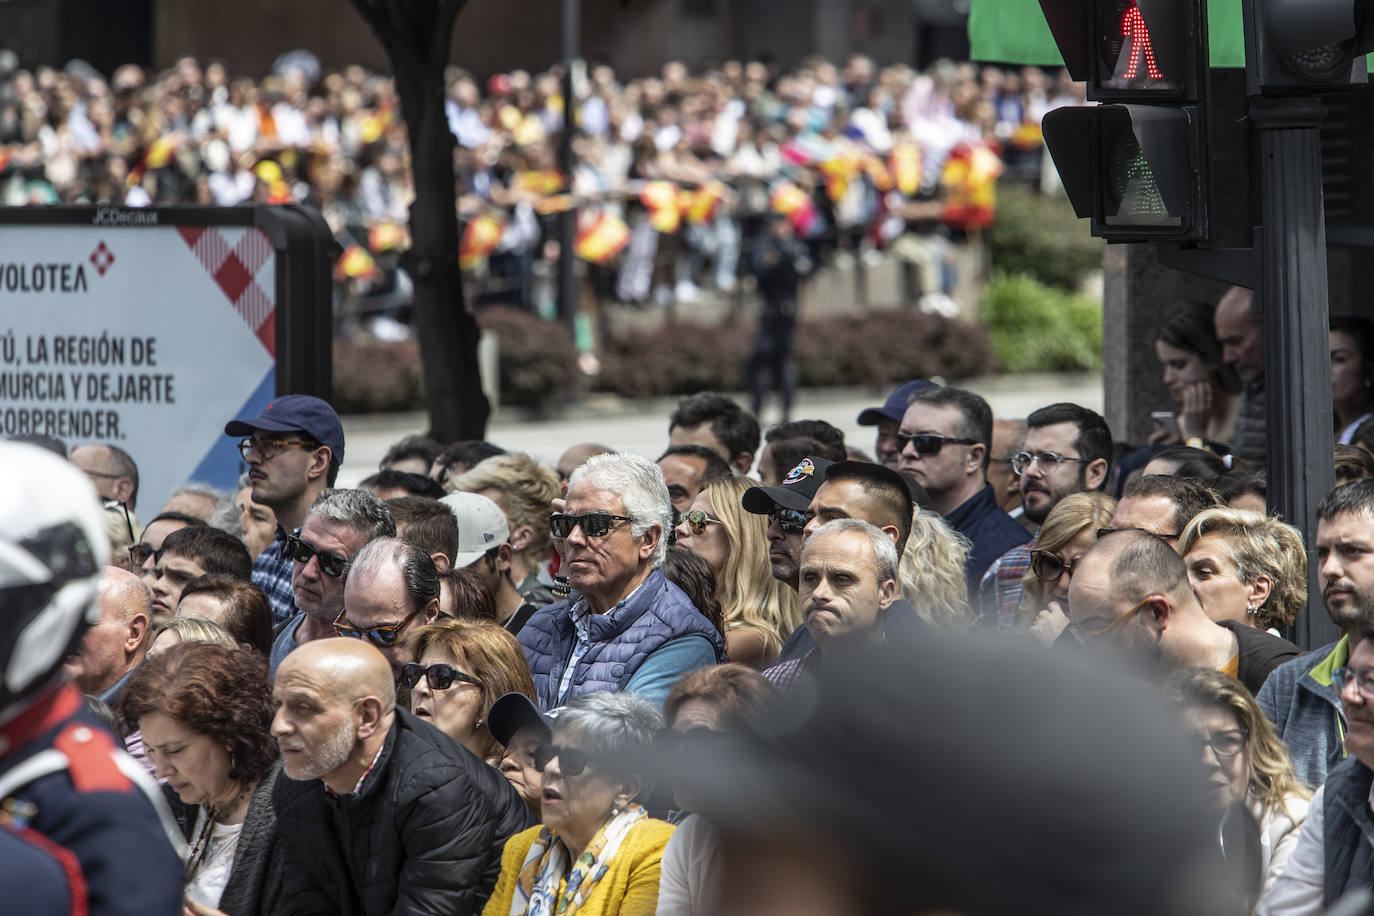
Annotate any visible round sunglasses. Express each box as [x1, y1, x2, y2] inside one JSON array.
[[679, 509, 722, 536]]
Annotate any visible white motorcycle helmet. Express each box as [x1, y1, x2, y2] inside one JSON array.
[[0, 442, 109, 720]]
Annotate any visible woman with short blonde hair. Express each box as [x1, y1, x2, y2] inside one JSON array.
[[1177, 507, 1307, 632]]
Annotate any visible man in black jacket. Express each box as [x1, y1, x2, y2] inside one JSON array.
[[271, 638, 533, 915]]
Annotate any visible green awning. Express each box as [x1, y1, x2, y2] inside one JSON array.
[[968, 0, 1246, 68]]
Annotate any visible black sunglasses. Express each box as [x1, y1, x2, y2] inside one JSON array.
[[550, 512, 634, 539], [1029, 548, 1075, 583], [895, 432, 977, 457], [400, 662, 482, 691], [286, 535, 349, 577], [533, 742, 595, 776], [333, 607, 422, 648], [767, 506, 807, 534]]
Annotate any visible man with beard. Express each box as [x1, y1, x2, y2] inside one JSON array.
[[1066, 529, 1298, 695], [976, 403, 1112, 629], [271, 639, 531, 915], [1259, 479, 1374, 786]]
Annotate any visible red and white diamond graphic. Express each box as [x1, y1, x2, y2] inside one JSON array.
[[177, 226, 276, 357], [89, 242, 115, 276]]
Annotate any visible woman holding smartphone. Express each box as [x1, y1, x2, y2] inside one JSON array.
[[1152, 304, 1243, 450]]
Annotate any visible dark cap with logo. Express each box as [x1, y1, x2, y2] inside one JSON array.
[[224, 394, 345, 465], [742, 456, 834, 514], [856, 379, 937, 426]]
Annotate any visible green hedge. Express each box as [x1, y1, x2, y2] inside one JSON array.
[[986, 184, 1103, 292], [979, 272, 1103, 373]]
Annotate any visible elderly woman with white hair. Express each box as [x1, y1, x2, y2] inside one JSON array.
[[517, 453, 726, 711], [484, 691, 675, 916]]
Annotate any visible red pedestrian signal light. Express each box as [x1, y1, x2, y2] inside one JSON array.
[[1039, 0, 1209, 241]]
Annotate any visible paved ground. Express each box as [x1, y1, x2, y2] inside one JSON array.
[[337, 373, 1103, 487]]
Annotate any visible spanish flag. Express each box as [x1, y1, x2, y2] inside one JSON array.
[[576, 212, 631, 264], [891, 142, 922, 197], [641, 180, 682, 234], [685, 181, 727, 225], [335, 244, 379, 282], [941, 141, 1004, 231], [512, 170, 565, 196], [862, 152, 894, 192], [770, 180, 819, 236], [369, 222, 409, 253], [459, 212, 506, 270]]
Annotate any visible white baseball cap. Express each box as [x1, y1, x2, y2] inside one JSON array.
[[440, 492, 510, 568]]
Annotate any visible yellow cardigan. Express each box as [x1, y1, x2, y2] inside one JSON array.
[[483, 819, 676, 916]]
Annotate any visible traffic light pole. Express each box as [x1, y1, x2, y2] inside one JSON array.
[[557, 0, 579, 331], [1250, 96, 1338, 650]]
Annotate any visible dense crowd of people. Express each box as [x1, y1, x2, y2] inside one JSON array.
[[7, 280, 1374, 914], [0, 50, 1077, 317]]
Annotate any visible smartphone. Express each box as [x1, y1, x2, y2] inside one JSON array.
[[1151, 411, 1181, 440]]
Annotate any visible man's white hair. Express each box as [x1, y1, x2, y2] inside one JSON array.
[[568, 452, 673, 567]]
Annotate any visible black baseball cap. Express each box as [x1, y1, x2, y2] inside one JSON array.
[[742, 456, 834, 514], [487, 692, 553, 747], [225, 394, 345, 465]]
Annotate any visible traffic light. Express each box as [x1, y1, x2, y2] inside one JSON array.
[[1038, 0, 1209, 241], [1245, 0, 1373, 92]]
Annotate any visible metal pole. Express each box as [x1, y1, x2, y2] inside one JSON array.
[[1250, 96, 1336, 650], [557, 0, 579, 330]]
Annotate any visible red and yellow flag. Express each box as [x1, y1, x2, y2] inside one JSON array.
[[941, 141, 1004, 231], [512, 170, 565, 196], [685, 180, 727, 225], [891, 142, 922, 196], [575, 212, 631, 264], [770, 180, 819, 236], [459, 212, 506, 270], [335, 244, 379, 282], [641, 180, 682, 233]]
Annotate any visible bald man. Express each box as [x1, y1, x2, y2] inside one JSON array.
[[63, 566, 152, 703], [272, 639, 532, 915], [555, 442, 615, 484]]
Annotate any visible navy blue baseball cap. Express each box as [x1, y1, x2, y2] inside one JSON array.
[[742, 456, 834, 514], [224, 394, 345, 465], [856, 379, 937, 426]]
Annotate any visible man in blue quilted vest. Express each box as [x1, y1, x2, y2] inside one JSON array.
[[518, 453, 726, 710]]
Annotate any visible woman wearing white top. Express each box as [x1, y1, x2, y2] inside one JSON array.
[[1165, 668, 1311, 900], [121, 642, 284, 916]]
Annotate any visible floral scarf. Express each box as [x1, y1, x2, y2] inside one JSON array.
[[509, 804, 647, 916]]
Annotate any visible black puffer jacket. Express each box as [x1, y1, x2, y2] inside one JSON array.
[[273, 709, 534, 916]]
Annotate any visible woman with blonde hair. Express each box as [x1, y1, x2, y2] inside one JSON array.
[[673, 476, 800, 668], [1178, 506, 1307, 633], [408, 618, 537, 764], [1165, 668, 1310, 897], [1018, 491, 1117, 645], [897, 512, 972, 628]]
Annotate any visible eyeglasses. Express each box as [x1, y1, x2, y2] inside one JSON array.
[[767, 506, 808, 535], [1097, 527, 1182, 543], [1195, 729, 1249, 759], [1029, 548, 1076, 583], [285, 535, 349, 577], [1071, 594, 1155, 640], [1333, 666, 1374, 702], [894, 432, 977, 457], [130, 543, 161, 568], [333, 607, 422, 648], [533, 742, 596, 777], [237, 437, 315, 462], [679, 509, 722, 536], [1011, 451, 1088, 475], [104, 500, 134, 545], [549, 512, 634, 539], [400, 662, 482, 691]]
